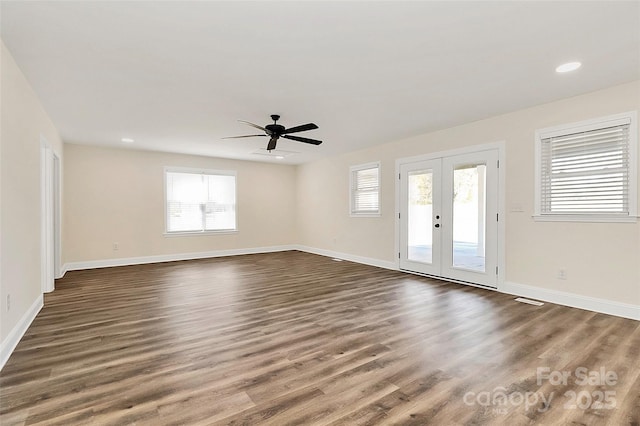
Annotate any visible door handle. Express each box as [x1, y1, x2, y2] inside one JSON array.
[[434, 224, 440, 228]]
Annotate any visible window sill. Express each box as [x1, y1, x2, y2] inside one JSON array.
[[350, 213, 381, 218], [532, 215, 637, 223], [164, 230, 238, 237]]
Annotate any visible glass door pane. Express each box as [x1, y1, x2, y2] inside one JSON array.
[[407, 170, 433, 264], [452, 164, 486, 272], [399, 159, 441, 277]]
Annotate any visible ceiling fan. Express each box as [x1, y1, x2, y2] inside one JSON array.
[[224, 114, 322, 152]]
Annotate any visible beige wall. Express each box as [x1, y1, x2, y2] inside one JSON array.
[[1, 41, 63, 343], [63, 144, 297, 263], [297, 81, 640, 305]]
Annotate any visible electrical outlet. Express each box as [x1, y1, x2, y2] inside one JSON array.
[[113, 242, 119, 251], [6, 294, 10, 311], [557, 269, 567, 280]]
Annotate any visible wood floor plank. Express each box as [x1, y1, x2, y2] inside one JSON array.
[[0, 251, 637, 425]]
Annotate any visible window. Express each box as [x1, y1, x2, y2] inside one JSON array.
[[165, 168, 236, 233], [535, 112, 637, 222], [350, 162, 380, 216]]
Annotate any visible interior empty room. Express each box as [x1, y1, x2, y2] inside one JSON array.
[[1, 1, 639, 425]]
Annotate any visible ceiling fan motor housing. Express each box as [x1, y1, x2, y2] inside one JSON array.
[[265, 124, 286, 135]]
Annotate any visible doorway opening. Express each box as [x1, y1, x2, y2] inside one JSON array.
[[41, 137, 61, 293]]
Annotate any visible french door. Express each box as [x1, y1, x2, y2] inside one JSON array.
[[399, 149, 499, 288]]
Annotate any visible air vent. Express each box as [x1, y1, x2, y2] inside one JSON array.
[[515, 297, 544, 306]]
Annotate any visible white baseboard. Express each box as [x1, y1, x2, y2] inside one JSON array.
[[295, 245, 398, 271], [0, 295, 43, 371], [63, 245, 298, 272], [56, 264, 67, 279], [501, 281, 639, 321]]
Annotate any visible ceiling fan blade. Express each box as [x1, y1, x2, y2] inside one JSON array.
[[267, 136, 279, 151], [222, 134, 266, 139], [282, 135, 323, 145], [238, 120, 271, 135], [282, 123, 318, 134]]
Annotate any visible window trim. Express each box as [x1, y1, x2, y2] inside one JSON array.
[[533, 111, 638, 223], [349, 161, 381, 217], [163, 166, 238, 236]]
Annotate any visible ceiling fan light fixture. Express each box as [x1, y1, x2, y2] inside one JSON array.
[[555, 61, 581, 73]]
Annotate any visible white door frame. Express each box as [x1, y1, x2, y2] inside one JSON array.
[[395, 142, 506, 288], [53, 153, 62, 279], [40, 135, 62, 293]]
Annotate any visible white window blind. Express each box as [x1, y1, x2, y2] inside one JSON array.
[[166, 169, 236, 232], [350, 163, 380, 215], [540, 122, 631, 215]]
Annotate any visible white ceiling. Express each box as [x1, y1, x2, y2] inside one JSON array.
[[2, 1, 639, 164]]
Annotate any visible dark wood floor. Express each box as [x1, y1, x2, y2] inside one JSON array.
[[0, 251, 638, 425]]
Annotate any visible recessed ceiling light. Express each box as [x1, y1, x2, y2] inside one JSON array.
[[121, 137, 134, 143], [275, 156, 285, 160], [555, 62, 582, 73]]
